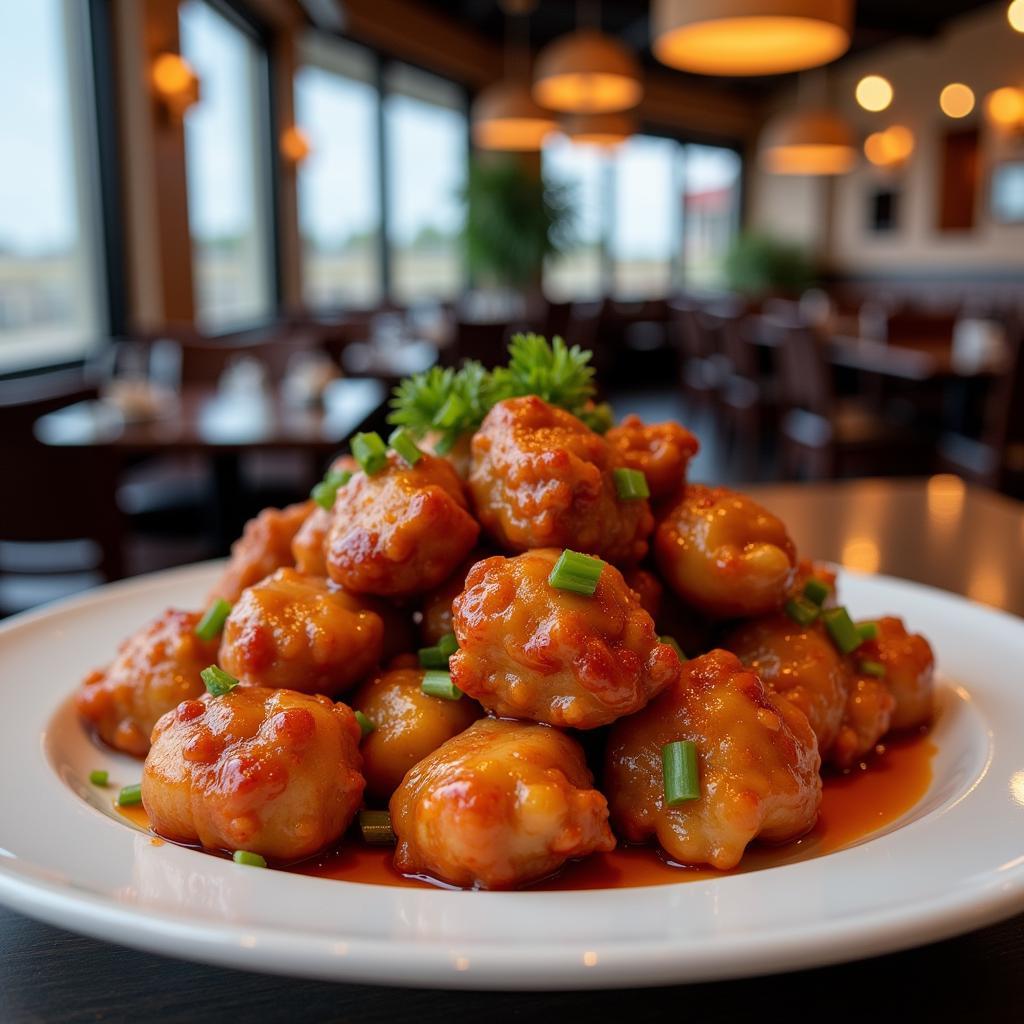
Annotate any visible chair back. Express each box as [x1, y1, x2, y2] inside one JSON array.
[[451, 320, 510, 369], [985, 320, 1024, 481], [177, 328, 316, 384], [775, 320, 834, 419], [712, 311, 760, 380]]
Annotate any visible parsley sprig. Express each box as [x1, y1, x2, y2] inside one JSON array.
[[387, 334, 612, 453]]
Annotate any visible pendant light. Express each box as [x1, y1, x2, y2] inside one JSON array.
[[561, 111, 636, 147], [471, 4, 556, 151], [533, 2, 641, 114], [759, 109, 855, 175], [652, 0, 853, 76]]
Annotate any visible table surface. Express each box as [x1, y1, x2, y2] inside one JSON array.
[[2, 478, 1023, 1023], [32, 378, 387, 453]]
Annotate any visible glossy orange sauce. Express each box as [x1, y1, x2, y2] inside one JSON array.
[[117, 730, 934, 890]]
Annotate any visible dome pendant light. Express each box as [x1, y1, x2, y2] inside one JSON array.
[[652, 0, 853, 76], [759, 109, 855, 175], [472, 5, 556, 151], [561, 111, 636, 147], [533, 2, 642, 114]]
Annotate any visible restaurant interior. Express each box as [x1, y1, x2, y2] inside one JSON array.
[[2, 0, 1023, 620]]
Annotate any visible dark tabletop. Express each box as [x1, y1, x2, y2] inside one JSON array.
[[2, 479, 1022, 1024]]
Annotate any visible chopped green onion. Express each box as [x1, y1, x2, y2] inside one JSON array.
[[785, 597, 820, 626], [802, 578, 830, 607], [232, 850, 267, 868], [613, 467, 650, 500], [421, 670, 462, 701], [195, 598, 232, 642], [359, 809, 397, 845], [859, 659, 886, 678], [662, 740, 700, 806], [822, 606, 863, 655], [89, 769, 108, 787], [354, 710, 376, 737], [437, 632, 459, 659], [201, 664, 239, 697], [117, 783, 142, 807], [431, 431, 456, 456], [548, 549, 606, 596], [311, 468, 352, 510], [418, 645, 449, 670], [388, 427, 423, 466], [659, 635, 687, 661], [434, 392, 467, 430], [351, 431, 388, 475], [857, 621, 879, 643]]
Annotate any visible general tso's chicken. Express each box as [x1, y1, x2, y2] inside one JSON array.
[[208, 501, 312, 604], [450, 549, 682, 729], [605, 649, 821, 870], [831, 675, 896, 769], [725, 614, 850, 755], [790, 559, 839, 607], [418, 557, 480, 646], [218, 568, 383, 696], [390, 717, 615, 889], [624, 567, 664, 621], [325, 451, 479, 598], [606, 414, 699, 501], [351, 668, 482, 802], [292, 506, 331, 577], [655, 485, 797, 619], [468, 396, 653, 565], [858, 616, 935, 730], [77, 609, 219, 757], [143, 687, 364, 862]]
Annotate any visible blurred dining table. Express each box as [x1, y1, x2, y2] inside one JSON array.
[[1, 476, 1022, 1024]]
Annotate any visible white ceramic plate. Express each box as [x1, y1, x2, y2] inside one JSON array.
[[0, 562, 1023, 990]]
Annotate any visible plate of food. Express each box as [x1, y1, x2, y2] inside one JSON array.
[[0, 336, 1022, 990]]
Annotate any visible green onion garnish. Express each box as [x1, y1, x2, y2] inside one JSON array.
[[201, 664, 239, 697], [359, 809, 397, 845], [351, 431, 388, 475], [662, 740, 700, 806], [232, 850, 267, 868], [613, 467, 650, 500], [548, 549, 606, 596], [89, 770, 108, 787], [822, 606, 863, 655], [437, 632, 459, 658], [117, 783, 142, 807], [659, 635, 687, 661], [417, 645, 448, 669], [802, 578, 830, 607], [388, 427, 423, 466], [785, 597, 820, 626], [857, 621, 879, 643], [311, 468, 352, 510], [195, 598, 232, 641], [354, 710, 376, 737], [859, 659, 886, 678], [421, 670, 462, 701]]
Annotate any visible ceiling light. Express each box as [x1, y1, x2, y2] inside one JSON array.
[[864, 125, 914, 168], [472, 80, 557, 151], [855, 75, 893, 112], [651, 0, 852, 76], [561, 111, 636, 147], [940, 83, 975, 119], [1009, 0, 1024, 33], [985, 87, 1024, 128], [760, 109, 856, 175]]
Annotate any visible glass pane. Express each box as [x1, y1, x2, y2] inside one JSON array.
[[682, 145, 741, 288], [180, 1, 272, 330], [612, 135, 679, 300], [296, 42, 382, 310], [542, 134, 605, 302], [0, 0, 103, 371], [384, 65, 466, 304]]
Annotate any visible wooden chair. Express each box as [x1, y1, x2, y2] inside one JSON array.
[[774, 320, 920, 480], [667, 301, 726, 413]]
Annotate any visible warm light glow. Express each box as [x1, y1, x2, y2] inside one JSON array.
[[926, 474, 966, 526], [841, 536, 880, 574], [986, 87, 1024, 128], [652, 0, 852, 76], [280, 126, 311, 164], [763, 143, 855, 174], [760, 109, 856, 175], [864, 125, 915, 167], [562, 111, 635, 147], [940, 82, 975, 119], [151, 53, 200, 115], [855, 75, 893, 112], [473, 118, 555, 151], [535, 73, 641, 114], [472, 80, 557, 152], [1010, 0, 1024, 33], [1010, 770, 1024, 808]]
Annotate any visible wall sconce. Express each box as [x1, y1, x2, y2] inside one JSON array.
[[280, 126, 312, 165], [151, 53, 200, 119], [985, 87, 1024, 134]]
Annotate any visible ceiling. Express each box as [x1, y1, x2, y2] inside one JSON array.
[[418, 0, 1002, 93]]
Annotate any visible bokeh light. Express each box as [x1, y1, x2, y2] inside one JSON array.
[[939, 83, 975, 119], [855, 75, 893, 112], [986, 86, 1024, 127], [1009, 0, 1024, 34]]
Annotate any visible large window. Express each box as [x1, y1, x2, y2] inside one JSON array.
[[681, 145, 741, 288], [295, 36, 381, 310], [180, 0, 272, 330], [0, 0, 104, 371], [384, 64, 466, 304], [542, 134, 606, 301]]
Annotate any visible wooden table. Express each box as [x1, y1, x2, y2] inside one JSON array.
[[2, 479, 1022, 1023]]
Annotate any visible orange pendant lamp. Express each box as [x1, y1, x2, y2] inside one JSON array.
[[759, 109, 856, 175], [561, 111, 636, 147], [652, 0, 853, 76], [533, 28, 642, 114]]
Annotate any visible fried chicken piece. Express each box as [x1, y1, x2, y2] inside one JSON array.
[[451, 549, 681, 729], [605, 649, 821, 870], [858, 616, 935, 730], [606, 414, 699, 501], [390, 717, 615, 889], [831, 674, 896, 769]]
